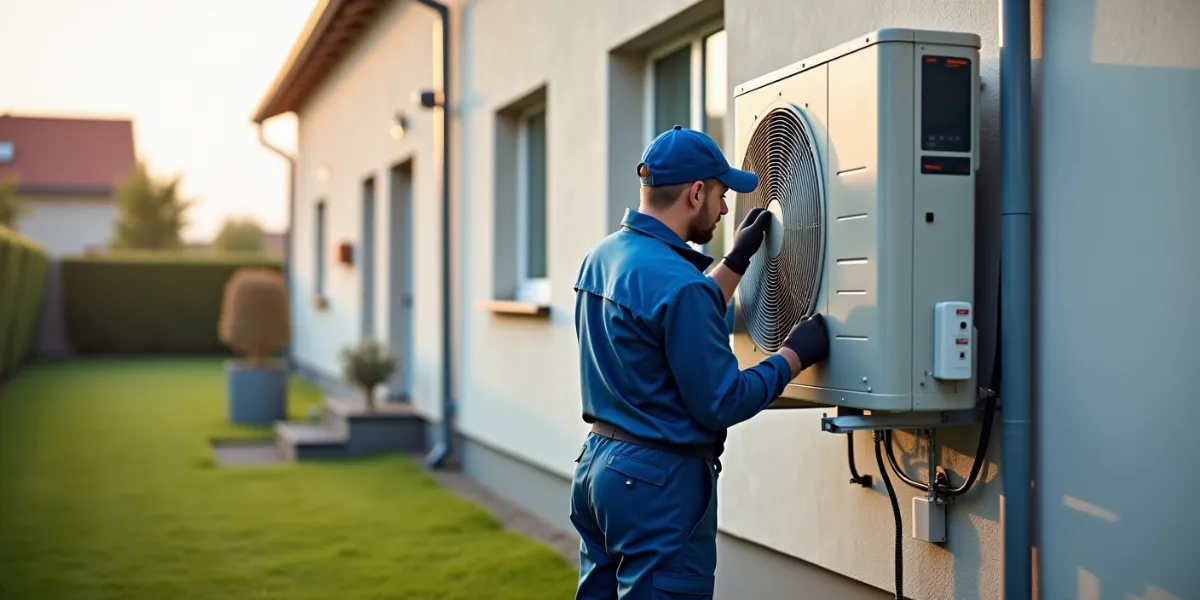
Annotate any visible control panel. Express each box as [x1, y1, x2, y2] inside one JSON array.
[[933, 301, 973, 380]]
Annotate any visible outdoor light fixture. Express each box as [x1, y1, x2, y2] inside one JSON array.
[[391, 112, 409, 140], [413, 89, 445, 109]]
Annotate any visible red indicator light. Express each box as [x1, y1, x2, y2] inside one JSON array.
[[956, 309, 969, 315], [956, 338, 969, 345]]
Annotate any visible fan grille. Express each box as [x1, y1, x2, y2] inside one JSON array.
[[735, 104, 825, 353]]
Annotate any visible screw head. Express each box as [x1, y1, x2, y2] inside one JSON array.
[[625, 480, 633, 488]]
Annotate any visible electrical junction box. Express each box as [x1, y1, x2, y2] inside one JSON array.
[[913, 497, 947, 543], [730, 29, 981, 412]]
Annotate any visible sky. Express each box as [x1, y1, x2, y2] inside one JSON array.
[[0, 0, 319, 242]]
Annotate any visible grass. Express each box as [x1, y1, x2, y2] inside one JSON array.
[[0, 357, 577, 600]]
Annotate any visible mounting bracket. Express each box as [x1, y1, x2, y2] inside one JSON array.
[[820, 408, 986, 434]]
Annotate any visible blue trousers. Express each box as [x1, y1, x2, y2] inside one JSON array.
[[570, 432, 719, 599]]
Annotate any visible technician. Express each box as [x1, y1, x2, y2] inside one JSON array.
[[570, 125, 831, 599]]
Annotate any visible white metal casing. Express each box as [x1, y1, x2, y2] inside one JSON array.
[[731, 29, 981, 412]]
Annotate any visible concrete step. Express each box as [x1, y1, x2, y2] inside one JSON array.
[[322, 396, 426, 454], [275, 422, 348, 461], [275, 397, 427, 461]]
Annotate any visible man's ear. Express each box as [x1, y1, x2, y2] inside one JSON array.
[[689, 181, 705, 208]]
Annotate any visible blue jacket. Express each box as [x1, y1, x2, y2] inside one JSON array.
[[573, 208, 793, 447]]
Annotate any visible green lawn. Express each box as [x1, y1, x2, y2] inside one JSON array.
[[0, 357, 577, 600]]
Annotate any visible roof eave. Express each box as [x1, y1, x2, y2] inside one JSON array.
[[251, 0, 385, 124], [251, 0, 342, 124]]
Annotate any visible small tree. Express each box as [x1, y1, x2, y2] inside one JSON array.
[[0, 174, 25, 228], [213, 217, 266, 253], [110, 162, 192, 250], [338, 339, 398, 412], [218, 268, 290, 366]]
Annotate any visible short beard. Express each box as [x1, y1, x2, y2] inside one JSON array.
[[686, 203, 718, 245]]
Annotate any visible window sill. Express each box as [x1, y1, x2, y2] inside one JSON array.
[[477, 299, 551, 318]]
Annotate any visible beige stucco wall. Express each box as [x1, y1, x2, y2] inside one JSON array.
[[459, 1, 1006, 598], [287, 0, 1198, 598], [15, 194, 118, 256]]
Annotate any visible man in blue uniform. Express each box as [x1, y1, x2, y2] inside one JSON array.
[[570, 125, 831, 599]]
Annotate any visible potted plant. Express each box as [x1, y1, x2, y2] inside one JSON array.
[[218, 268, 291, 424], [338, 339, 397, 412]]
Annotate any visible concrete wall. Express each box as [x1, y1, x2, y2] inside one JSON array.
[[1034, 1, 1199, 599], [461, 1, 1006, 599], [285, 0, 1199, 598], [291, 0, 443, 420], [16, 195, 117, 256]]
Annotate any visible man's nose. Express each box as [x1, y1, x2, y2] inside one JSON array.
[[720, 199, 729, 215]]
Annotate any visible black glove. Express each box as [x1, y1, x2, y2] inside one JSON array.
[[722, 207, 773, 275], [782, 313, 830, 368]]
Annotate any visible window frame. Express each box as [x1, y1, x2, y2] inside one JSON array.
[[514, 100, 550, 305], [642, 20, 729, 257]]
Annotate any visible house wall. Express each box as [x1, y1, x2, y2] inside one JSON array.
[[15, 194, 117, 256], [458, 1, 1002, 599], [284, 0, 1198, 598], [1034, 1, 1199, 598], [290, 0, 444, 419]]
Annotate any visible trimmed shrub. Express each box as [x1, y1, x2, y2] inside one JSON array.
[[338, 339, 398, 412], [218, 268, 290, 364], [0, 227, 50, 378], [60, 253, 283, 354]]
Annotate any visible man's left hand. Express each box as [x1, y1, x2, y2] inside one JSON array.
[[722, 207, 773, 275]]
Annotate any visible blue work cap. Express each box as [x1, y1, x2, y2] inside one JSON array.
[[637, 125, 759, 193]]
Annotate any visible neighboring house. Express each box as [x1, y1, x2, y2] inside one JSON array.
[[252, 1, 1197, 599], [0, 114, 135, 256]]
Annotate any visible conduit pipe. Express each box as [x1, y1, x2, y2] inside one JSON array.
[[256, 122, 297, 368], [999, 0, 1034, 596], [412, 0, 456, 470]]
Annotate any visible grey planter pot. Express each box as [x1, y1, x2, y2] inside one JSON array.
[[226, 359, 287, 425]]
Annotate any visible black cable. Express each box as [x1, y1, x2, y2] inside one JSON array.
[[883, 262, 1005, 498], [875, 430, 905, 600], [847, 431, 873, 487], [883, 430, 930, 492]]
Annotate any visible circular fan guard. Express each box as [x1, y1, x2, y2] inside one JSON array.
[[735, 103, 825, 353]]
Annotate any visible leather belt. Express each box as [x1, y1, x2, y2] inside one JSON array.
[[591, 420, 716, 463]]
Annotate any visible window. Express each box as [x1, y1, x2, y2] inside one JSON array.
[[315, 200, 326, 298], [644, 23, 729, 263], [515, 103, 549, 304]]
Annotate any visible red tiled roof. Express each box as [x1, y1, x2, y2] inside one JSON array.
[[0, 114, 137, 197]]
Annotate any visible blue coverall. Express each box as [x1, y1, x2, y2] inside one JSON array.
[[570, 208, 794, 599]]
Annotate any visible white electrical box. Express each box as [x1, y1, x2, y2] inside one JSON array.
[[913, 497, 947, 543], [933, 301, 974, 380], [730, 29, 981, 412]]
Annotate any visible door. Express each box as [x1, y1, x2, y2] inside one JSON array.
[[361, 176, 376, 339], [387, 161, 415, 399]]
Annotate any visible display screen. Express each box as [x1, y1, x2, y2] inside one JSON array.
[[921, 55, 972, 153], [920, 155, 971, 176]]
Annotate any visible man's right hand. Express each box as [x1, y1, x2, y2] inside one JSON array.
[[780, 313, 830, 371], [722, 207, 773, 276]]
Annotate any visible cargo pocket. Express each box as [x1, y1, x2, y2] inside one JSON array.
[[652, 571, 714, 598], [604, 452, 667, 487]]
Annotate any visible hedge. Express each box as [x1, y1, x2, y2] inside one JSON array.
[[60, 253, 284, 354], [0, 227, 50, 379]]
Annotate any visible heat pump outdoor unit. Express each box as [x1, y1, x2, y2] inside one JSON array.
[[731, 29, 981, 412]]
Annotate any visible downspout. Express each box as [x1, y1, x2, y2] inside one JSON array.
[[413, 0, 455, 470], [999, 0, 1033, 597], [256, 122, 297, 369]]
